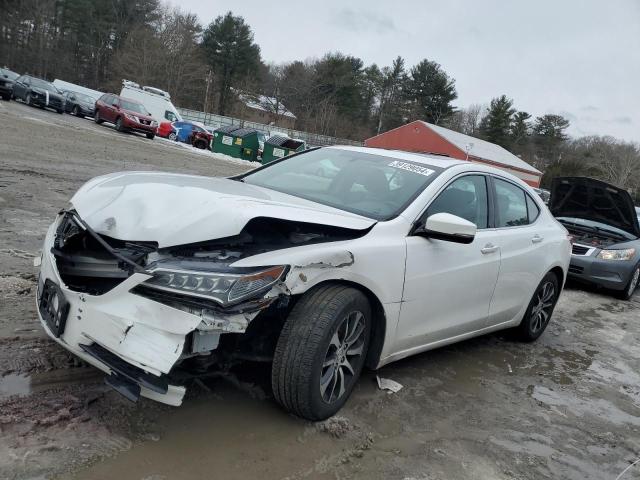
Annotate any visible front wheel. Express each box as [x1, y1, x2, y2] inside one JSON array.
[[26, 93, 32, 106], [272, 285, 371, 421], [616, 264, 640, 301], [146, 132, 155, 140], [168, 132, 177, 141], [115, 116, 125, 132], [94, 111, 103, 124], [72, 105, 80, 116], [515, 272, 560, 342]]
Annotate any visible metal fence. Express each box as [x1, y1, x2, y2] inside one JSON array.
[[177, 108, 362, 148]]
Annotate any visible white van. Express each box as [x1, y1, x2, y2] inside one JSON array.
[[119, 80, 182, 123]]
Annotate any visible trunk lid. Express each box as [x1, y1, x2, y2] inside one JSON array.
[[550, 177, 640, 238]]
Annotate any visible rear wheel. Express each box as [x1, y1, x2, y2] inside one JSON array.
[[72, 105, 80, 116], [94, 110, 103, 124], [515, 272, 560, 342], [616, 264, 640, 301], [115, 116, 124, 132], [194, 139, 206, 149], [146, 132, 155, 140], [272, 285, 371, 421], [168, 132, 177, 141]]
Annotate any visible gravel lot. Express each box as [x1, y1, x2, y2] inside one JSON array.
[[1, 99, 639, 480]]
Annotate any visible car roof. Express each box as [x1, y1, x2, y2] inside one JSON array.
[[327, 145, 466, 169]]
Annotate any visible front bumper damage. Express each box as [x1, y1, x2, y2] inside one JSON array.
[[36, 213, 280, 405]]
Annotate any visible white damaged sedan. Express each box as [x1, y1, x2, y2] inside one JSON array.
[[37, 146, 571, 420]]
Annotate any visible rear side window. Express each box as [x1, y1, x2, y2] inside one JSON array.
[[494, 178, 529, 227], [426, 175, 489, 229], [526, 194, 540, 223]]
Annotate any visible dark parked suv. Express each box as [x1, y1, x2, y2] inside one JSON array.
[[94, 93, 157, 139]]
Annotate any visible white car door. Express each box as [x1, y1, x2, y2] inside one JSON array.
[[486, 177, 547, 325], [395, 174, 502, 353]]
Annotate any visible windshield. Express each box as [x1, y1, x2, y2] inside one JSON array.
[[241, 148, 443, 220], [120, 100, 146, 114], [69, 92, 94, 103], [557, 217, 635, 240], [30, 77, 59, 93]]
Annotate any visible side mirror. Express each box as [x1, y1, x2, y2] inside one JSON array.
[[413, 212, 476, 244]]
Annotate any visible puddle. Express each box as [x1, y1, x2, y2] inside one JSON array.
[[66, 385, 357, 480], [0, 373, 31, 398], [0, 368, 103, 399]]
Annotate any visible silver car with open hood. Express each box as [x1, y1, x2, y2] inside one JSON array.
[[550, 177, 640, 300]]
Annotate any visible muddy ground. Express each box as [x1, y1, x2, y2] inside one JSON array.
[[1, 99, 639, 480]]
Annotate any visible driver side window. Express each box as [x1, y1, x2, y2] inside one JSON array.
[[425, 175, 489, 229]]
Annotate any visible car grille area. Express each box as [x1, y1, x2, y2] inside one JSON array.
[[52, 213, 155, 295], [571, 244, 590, 255], [569, 265, 584, 275]]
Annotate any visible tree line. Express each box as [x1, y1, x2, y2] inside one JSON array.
[[1, 0, 638, 197]]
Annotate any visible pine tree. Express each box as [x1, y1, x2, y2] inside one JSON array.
[[202, 12, 261, 115], [407, 59, 457, 125], [533, 114, 571, 165], [479, 95, 516, 148]]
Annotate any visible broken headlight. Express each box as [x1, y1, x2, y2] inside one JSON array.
[[596, 248, 636, 261], [142, 265, 286, 306]]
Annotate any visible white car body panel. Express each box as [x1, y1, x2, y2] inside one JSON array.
[[71, 172, 375, 247], [37, 147, 571, 406]]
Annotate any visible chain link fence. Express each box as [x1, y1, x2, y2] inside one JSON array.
[[177, 108, 362, 148]]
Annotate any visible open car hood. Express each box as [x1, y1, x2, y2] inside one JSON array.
[[70, 172, 375, 247], [549, 176, 640, 238]]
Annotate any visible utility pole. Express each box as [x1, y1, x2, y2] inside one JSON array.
[[203, 69, 213, 113]]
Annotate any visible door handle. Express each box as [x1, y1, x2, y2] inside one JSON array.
[[481, 243, 499, 254], [531, 235, 544, 244]]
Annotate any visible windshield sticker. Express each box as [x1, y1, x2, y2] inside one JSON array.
[[387, 160, 435, 177]]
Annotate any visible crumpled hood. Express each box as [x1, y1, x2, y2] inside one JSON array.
[[70, 171, 375, 247], [550, 176, 640, 238]]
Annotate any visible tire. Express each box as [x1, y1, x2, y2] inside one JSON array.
[[146, 132, 155, 140], [194, 139, 206, 149], [616, 264, 640, 301], [1, 94, 9, 101], [26, 93, 32, 106], [272, 284, 371, 421], [115, 116, 124, 132], [57, 109, 63, 114], [94, 111, 103, 124], [168, 132, 177, 141], [72, 105, 80, 116], [515, 272, 560, 342]]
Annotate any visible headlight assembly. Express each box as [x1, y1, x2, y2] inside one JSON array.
[[142, 265, 287, 306], [596, 248, 636, 261]]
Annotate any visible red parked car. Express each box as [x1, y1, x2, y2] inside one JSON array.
[[94, 93, 157, 139], [156, 121, 176, 140]]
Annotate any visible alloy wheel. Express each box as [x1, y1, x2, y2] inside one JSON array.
[[26, 94, 31, 105], [530, 281, 555, 333], [320, 310, 366, 404], [73, 106, 79, 116]]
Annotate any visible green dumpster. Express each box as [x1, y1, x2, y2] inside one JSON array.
[[261, 136, 306, 164], [211, 126, 260, 162]]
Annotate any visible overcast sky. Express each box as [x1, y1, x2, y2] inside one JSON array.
[[171, 0, 640, 142]]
